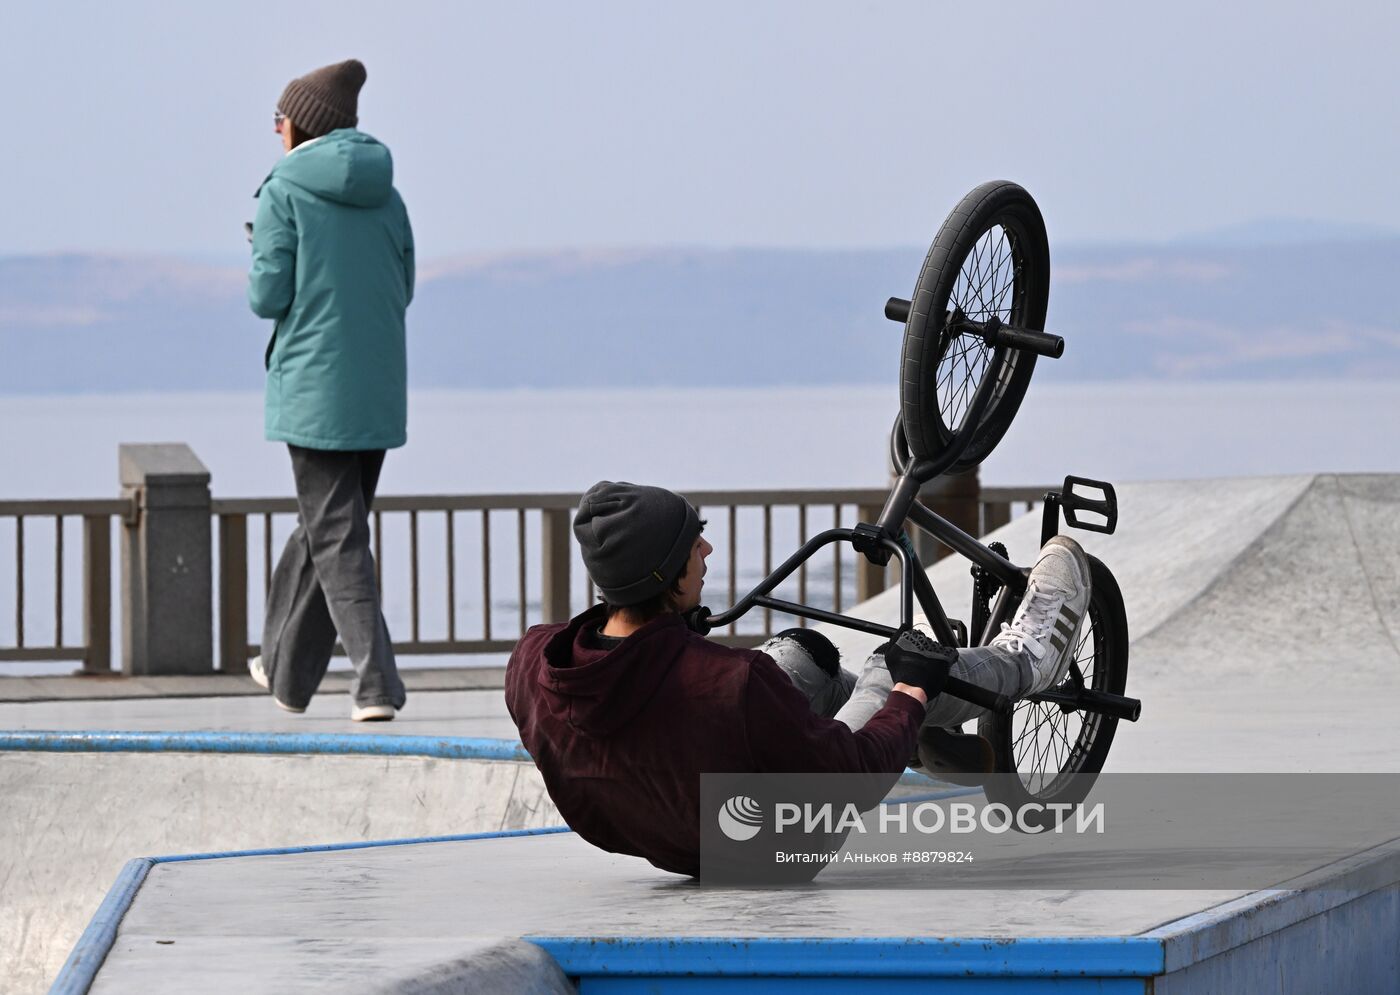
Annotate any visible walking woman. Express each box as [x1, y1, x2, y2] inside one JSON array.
[[245, 59, 414, 721]]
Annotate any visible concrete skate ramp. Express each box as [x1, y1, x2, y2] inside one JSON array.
[[1, 738, 559, 995], [76, 828, 1400, 993], [819, 473, 1400, 771]]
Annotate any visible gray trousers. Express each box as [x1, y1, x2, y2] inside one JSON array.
[[262, 445, 406, 710], [760, 634, 1031, 732]]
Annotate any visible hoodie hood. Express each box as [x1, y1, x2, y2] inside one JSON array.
[[537, 606, 690, 737], [265, 128, 394, 207]]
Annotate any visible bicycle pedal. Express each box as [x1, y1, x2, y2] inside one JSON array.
[[1059, 476, 1118, 534], [891, 629, 957, 664]]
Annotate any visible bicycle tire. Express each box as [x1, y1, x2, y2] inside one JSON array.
[[899, 181, 1050, 470], [977, 555, 1128, 829]]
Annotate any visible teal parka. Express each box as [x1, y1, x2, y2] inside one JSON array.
[[248, 129, 414, 450]]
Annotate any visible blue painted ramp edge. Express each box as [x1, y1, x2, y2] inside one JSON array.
[[48, 827, 572, 995], [1, 729, 531, 761], [531, 935, 1164, 978], [50, 857, 153, 995]]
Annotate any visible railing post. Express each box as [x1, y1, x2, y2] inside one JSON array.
[[855, 502, 886, 603], [540, 508, 572, 624], [218, 513, 249, 673], [917, 467, 981, 563], [982, 498, 1011, 536], [82, 514, 112, 674], [119, 444, 213, 675]]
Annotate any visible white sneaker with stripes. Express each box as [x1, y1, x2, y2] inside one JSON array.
[[991, 536, 1092, 696]]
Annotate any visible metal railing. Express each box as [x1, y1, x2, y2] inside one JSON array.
[[0, 498, 132, 672], [2, 483, 1050, 676], [212, 489, 897, 669]]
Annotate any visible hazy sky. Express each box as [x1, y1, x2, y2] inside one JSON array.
[[2, 1, 1397, 258]]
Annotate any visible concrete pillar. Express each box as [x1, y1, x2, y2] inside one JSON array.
[[120, 444, 213, 675]]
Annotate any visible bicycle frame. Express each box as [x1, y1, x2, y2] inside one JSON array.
[[706, 495, 1024, 648], [700, 464, 1141, 722], [701, 470, 1027, 716]]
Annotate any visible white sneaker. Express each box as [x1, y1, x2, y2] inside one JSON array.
[[351, 703, 397, 722], [991, 536, 1092, 695], [247, 655, 306, 714]]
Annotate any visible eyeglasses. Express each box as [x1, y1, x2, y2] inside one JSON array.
[[273, 110, 287, 128]]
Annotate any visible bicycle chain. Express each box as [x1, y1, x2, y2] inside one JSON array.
[[970, 541, 1010, 645]]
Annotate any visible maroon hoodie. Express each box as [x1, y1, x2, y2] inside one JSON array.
[[504, 605, 923, 876]]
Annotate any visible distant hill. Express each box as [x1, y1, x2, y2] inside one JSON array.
[[3, 238, 1399, 394]]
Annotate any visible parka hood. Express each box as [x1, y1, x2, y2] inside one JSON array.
[[538, 606, 691, 737], [264, 128, 394, 207]]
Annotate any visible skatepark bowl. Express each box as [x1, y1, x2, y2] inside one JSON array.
[[3, 474, 1398, 992]]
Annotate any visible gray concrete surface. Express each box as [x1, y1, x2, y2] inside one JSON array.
[[91, 932, 575, 995], [0, 685, 523, 994], [92, 832, 1250, 993], [2, 750, 560, 995], [0, 666, 506, 703], [0, 686, 519, 738], [362, 938, 574, 995]]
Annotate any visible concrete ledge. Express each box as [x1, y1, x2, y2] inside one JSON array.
[[1145, 836, 1400, 972], [62, 825, 1400, 994], [52, 830, 571, 995], [3, 745, 563, 993]]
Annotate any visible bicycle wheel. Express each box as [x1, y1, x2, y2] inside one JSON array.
[[977, 555, 1128, 829], [900, 181, 1050, 470]]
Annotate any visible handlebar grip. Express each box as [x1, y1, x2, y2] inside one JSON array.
[[683, 606, 713, 635], [942, 675, 1014, 715], [885, 297, 911, 323], [994, 326, 1064, 358]]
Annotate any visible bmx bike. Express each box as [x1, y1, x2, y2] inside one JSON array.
[[691, 180, 1142, 819]]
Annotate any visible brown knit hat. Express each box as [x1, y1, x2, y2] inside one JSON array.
[[277, 59, 366, 138]]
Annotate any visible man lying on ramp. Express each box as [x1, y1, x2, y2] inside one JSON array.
[[505, 481, 1090, 877]]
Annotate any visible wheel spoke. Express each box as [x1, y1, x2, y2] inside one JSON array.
[[938, 226, 1017, 435]]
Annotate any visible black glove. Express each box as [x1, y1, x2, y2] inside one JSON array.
[[884, 629, 955, 700]]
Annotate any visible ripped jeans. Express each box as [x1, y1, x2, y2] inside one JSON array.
[[757, 628, 1033, 732]]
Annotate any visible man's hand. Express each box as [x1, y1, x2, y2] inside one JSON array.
[[884, 630, 955, 702], [892, 682, 928, 706]]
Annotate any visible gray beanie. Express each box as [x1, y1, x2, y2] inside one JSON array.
[[574, 481, 702, 606], [277, 59, 366, 138]]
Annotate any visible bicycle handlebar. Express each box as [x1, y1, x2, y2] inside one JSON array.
[[885, 296, 912, 323], [991, 325, 1064, 358]]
